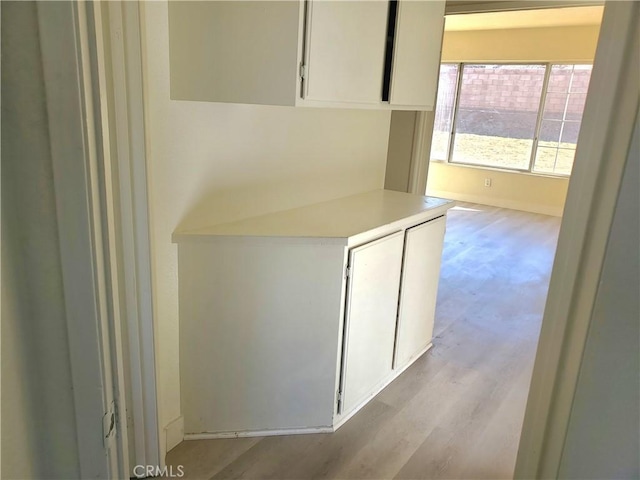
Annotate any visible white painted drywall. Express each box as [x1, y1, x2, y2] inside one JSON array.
[[1, 3, 80, 478], [384, 111, 420, 192], [558, 107, 639, 479], [442, 24, 601, 63], [139, 1, 391, 453], [427, 162, 569, 217]]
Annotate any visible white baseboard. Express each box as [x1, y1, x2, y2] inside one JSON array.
[[333, 343, 433, 431], [427, 189, 564, 217], [184, 425, 334, 440], [165, 415, 184, 452]]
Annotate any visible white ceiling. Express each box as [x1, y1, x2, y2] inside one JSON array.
[[445, 5, 604, 31]]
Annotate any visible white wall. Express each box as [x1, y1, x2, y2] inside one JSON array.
[[427, 163, 569, 217], [442, 24, 601, 63], [1, 2, 80, 478], [139, 1, 391, 453], [558, 108, 639, 479], [384, 111, 418, 192]]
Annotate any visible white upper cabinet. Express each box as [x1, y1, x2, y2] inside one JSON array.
[[302, 1, 388, 104], [389, 0, 445, 109], [168, 1, 302, 106], [168, 0, 445, 110]]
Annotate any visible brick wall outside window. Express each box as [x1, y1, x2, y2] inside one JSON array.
[[451, 67, 590, 115]]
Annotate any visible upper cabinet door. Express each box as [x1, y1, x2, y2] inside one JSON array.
[[389, 0, 445, 108], [167, 0, 445, 109], [303, 1, 389, 104], [168, 1, 302, 106]]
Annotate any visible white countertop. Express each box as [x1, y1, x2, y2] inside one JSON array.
[[173, 189, 454, 245]]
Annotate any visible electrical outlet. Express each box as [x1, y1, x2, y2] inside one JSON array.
[[484, 178, 492, 187]]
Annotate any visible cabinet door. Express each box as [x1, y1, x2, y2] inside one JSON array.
[[303, 0, 388, 104], [340, 231, 404, 414], [389, 0, 445, 108], [395, 216, 446, 369], [168, 1, 301, 105]]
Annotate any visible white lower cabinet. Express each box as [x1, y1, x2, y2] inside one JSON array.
[[340, 231, 404, 415], [175, 190, 453, 438], [339, 215, 447, 417], [394, 216, 447, 370]]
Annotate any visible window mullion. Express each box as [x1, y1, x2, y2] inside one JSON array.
[[529, 63, 552, 173], [446, 63, 464, 164]]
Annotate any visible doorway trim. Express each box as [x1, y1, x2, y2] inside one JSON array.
[[37, 1, 130, 477], [97, 0, 163, 469], [514, 1, 639, 477]]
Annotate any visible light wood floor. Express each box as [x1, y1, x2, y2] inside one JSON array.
[[166, 204, 561, 480]]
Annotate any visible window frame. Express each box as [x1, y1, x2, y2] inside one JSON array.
[[428, 63, 461, 163], [432, 62, 593, 177]]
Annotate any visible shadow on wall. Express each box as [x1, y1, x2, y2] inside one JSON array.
[[174, 167, 384, 233]]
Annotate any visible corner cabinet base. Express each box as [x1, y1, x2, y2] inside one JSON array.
[[175, 190, 453, 439], [182, 342, 434, 441]]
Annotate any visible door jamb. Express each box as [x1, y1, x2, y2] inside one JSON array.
[[514, 2, 639, 477], [98, 0, 163, 470], [407, 1, 638, 476], [37, 1, 130, 477]]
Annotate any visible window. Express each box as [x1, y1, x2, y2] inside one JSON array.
[[430, 63, 593, 176], [533, 64, 590, 175], [453, 64, 546, 170], [431, 64, 459, 161]]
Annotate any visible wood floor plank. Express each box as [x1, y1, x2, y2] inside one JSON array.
[[333, 361, 490, 479], [165, 437, 261, 479], [165, 204, 561, 479], [211, 399, 397, 480]]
